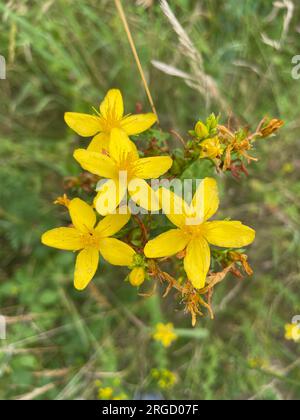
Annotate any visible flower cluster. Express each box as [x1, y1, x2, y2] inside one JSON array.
[[151, 368, 178, 390], [42, 89, 163, 290], [186, 113, 284, 178], [42, 89, 283, 325]]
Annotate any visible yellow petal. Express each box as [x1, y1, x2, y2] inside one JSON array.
[[120, 113, 157, 135], [128, 178, 161, 211], [190, 177, 219, 223], [203, 221, 255, 248], [94, 179, 127, 216], [73, 149, 117, 179], [74, 248, 99, 290], [100, 89, 124, 120], [87, 133, 110, 153], [144, 229, 189, 258], [69, 198, 96, 233], [159, 188, 189, 228], [133, 156, 173, 179], [64, 112, 102, 137], [109, 128, 139, 164], [99, 238, 135, 266], [95, 208, 131, 237], [184, 237, 210, 289], [41, 227, 83, 251]]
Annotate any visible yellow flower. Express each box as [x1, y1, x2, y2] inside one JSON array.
[[73, 128, 173, 215], [153, 323, 178, 347], [64, 88, 157, 153], [129, 267, 145, 287], [285, 323, 300, 342], [151, 368, 177, 390], [144, 178, 255, 289], [200, 137, 223, 159], [41, 198, 135, 290], [98, 387, 114, 400]]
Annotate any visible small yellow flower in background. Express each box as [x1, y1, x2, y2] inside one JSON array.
[[151, 368, 177, 390], [96, 378, 128, 400], [41, 198, 135, 290], [199, 137, 223, 159], [153, 322, 178, 348], [248, 357, 269, 369], [73, 128, 172, 215], [98, 387, 114, 400], [285, 323, 300, 342], [281, 162, 294, 174], [144, 178, 255, 289], [64, 88, 157, 153]]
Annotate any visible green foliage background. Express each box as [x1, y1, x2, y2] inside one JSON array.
[[0, 0, 300, 400]]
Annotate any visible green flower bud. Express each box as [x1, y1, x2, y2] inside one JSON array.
[[194, 121, 209, 139]]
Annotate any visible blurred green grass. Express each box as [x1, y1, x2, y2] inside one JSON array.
[[0, 0, 300, 400]]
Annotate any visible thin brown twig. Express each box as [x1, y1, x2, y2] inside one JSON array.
[[169, 129, 186, 147], [133, 214, 148, 244], [16, 383, 56, 400], [5, 314, 40, 324], [114, 0, 160, 124], [0, 346, 58, 355], [34, 368, 70, 378]]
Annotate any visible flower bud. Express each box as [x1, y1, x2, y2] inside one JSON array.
[[129, 267, 145, 287], [194, 121, 209, 139], [260, 119, 284, 137]]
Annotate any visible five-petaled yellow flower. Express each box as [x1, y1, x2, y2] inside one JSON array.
[[153, 322, 178, 348], [144, 178, 255, 289], [285, 323, 300, 343], [73, 128, 173, 215], [41, 198, 135, 290], [64, 88, 157, 153], [200, 137, 223, 159]]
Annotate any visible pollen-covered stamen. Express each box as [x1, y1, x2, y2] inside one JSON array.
[[182, 223, 205, 239], [115, 152, 138, 181], [100, 114, 121, 133], [100, 98, 122, 132], [81, 230, 101, 249]]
